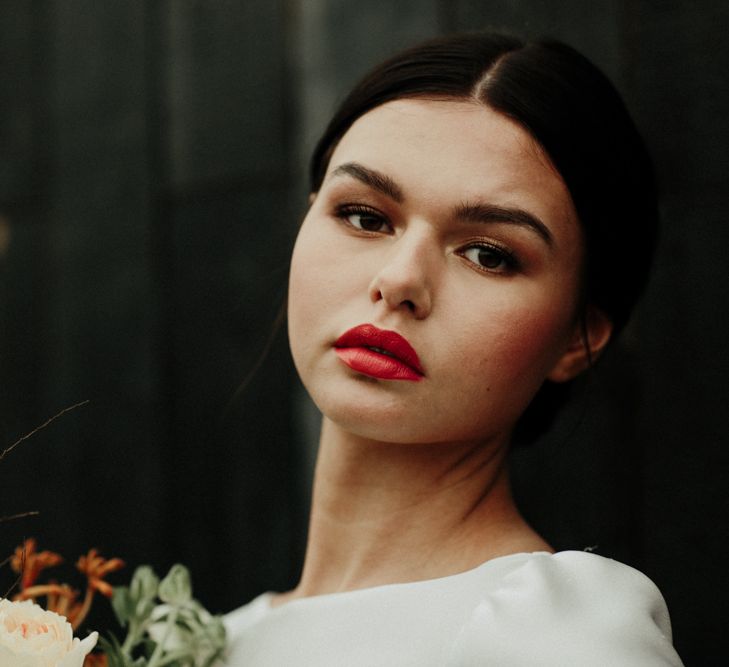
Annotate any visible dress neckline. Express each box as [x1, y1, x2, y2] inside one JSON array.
[[264, 549, 554, 612]]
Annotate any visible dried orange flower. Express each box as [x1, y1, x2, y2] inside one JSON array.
[[76, 549, 125, 598], [16, 582, 76, 606], [10, 538, 63, 589], [8, 541, 125, 631]]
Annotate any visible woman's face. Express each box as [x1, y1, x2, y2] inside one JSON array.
[[288, 99, 586, 445]]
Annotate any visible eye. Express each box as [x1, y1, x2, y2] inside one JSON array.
[[460, 244, 518, 273], [336, 205, 392, 233]]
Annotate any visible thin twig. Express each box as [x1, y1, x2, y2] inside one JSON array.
[[3, 571, 22, 598], [0, 511, 40, 524], [0, 400, 90, 462], [2, 540, 25, 598]]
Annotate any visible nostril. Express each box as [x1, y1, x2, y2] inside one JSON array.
[[403, 300, 416, 312]]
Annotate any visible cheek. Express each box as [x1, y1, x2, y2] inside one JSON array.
[[287, 230, 325, 364], [424, 295, 576, 441], [288, 211, 387, 324], [289, 230, 338, 318], [447, 288, 577, 391], [287, 220, 361, 365]]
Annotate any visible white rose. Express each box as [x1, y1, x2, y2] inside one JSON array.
[[0, 598, 97, 667]]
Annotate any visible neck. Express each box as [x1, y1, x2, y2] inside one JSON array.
[[280, 418, 550, 604]]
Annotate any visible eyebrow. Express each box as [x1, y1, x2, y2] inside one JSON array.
[[455, 202, 554, 246], [329, 162, 404, 203], [328, 160, 553, 246]]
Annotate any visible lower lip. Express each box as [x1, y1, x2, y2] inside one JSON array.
[[334, 347, 423, 382]]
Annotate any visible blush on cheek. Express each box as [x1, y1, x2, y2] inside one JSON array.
[[511, 314, 575, 384], [463, 303, 574, 387]]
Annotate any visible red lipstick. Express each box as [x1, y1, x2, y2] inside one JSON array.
[[333, 324, 424, 381]]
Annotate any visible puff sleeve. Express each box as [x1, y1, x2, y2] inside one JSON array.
[[448, 551, 683, 666]]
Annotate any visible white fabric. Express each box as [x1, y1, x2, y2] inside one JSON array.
[[223, 551, 683, 666]]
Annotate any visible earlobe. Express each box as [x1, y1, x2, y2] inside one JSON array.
[[547, 307, 613, 383]]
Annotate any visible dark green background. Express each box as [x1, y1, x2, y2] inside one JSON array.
[[1, 2, 727, 664]]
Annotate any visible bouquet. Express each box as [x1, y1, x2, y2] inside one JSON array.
[[1, 406, 227, 666], [1, 540, 227, 667]]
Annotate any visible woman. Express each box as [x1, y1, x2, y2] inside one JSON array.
[[224, 33, 683, 665]]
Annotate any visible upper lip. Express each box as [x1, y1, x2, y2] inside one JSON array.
[[334, 324, 424, 375]]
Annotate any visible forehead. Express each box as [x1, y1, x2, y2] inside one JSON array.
[[326, 99, 577, 233]]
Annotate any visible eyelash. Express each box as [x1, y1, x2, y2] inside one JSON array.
[[335, 204, 392, 233], [457, 243, 519, 274], [334, 204, 520, 274]]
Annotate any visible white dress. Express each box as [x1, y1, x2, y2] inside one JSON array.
[[223, 551, 683, 666]]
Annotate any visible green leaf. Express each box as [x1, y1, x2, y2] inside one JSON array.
[[97, 633, 122, 656], [111, 586, 133, 627], [131, 565, 160, 603], [102, 564, 226, 667], [98, 633, 144, 667], [135, 597, 158, 623], [158, 564, 192, 606]]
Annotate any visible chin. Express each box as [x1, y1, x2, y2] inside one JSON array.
[[314, 391, 497, 447], [308, 390, 420, 446], [318, 399, 412, 444]]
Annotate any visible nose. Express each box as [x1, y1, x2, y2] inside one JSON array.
[[368, 232, 434, 319]]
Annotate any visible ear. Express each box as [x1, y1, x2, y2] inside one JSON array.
[[547, 307, 613, 383]]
